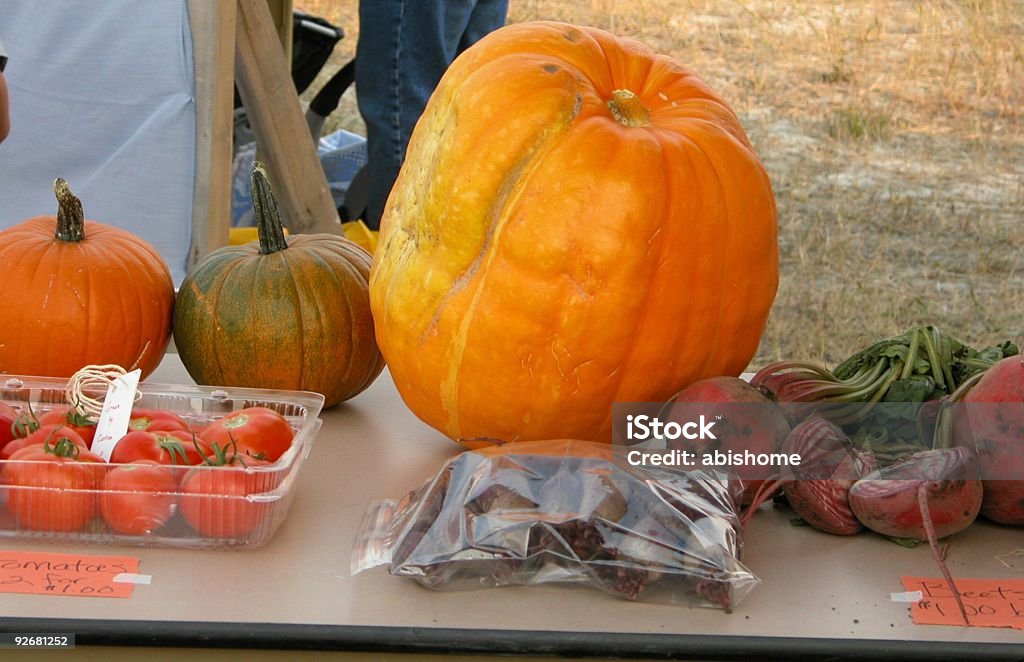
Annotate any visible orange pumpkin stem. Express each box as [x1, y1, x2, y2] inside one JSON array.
[[53, 178, 86, 243], [250, 162, 289, 255], [607, 89, 651, 128]]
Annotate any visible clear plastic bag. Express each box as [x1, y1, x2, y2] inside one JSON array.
[[351, 440, 759, 610], [230, 129, 367, 227]]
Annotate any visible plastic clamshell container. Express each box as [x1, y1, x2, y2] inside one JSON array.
[[0, 375, 324, 550]]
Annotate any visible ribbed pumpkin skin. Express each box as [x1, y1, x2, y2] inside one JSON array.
[[173, 235, 384, 407], [370, 21, 780, 446], [0, 217, 174, 379]]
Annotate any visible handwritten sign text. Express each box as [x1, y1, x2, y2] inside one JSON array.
[[0, 550, 141, 598], [902, 576, 1024, 629]]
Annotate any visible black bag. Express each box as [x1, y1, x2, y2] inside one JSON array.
[[233, 10, 344, 110]]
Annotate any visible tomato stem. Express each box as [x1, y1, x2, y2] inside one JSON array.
[[67, 411, 94, 426], [53, 178, 87, 243], [12, 408, 39, 438], [161, 439, 191, 466], [43, 435, 81, 458], [65, 399, 97, 427], [200, 433, 263, 468], [197, 433, 234, 467]]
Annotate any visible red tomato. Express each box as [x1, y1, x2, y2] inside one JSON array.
[[100, 460, 178, 535], [38, 406, 98, 447], [1, 438, 105, 532], [179, 454, 277, 539], [198, 407, 294, 462], [109, 429, 209, 467], [0, 402, 20, 452], [127, 408, 191, 433], [0, 424, 89, 461]]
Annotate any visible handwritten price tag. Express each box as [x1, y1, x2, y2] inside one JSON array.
[[901, 576, 1024, 629], [0, 550, 141, 598], [89, 369, 141, 461]]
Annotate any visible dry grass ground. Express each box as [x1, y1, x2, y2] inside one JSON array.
[[296, 0, 1023, 370]]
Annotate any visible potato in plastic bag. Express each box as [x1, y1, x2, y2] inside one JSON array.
[[351, 440, 759, 610]]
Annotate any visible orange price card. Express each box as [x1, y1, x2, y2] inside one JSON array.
[[0, 550, 142, 598], [901, 576, 1024, 629]]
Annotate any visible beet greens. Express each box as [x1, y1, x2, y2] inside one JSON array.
[[752, 326, 1017, 462]]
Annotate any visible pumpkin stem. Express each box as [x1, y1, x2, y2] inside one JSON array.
[[607, 89, 651, 128], [251, 162, 289, 255], [53, 178, 86, 242]]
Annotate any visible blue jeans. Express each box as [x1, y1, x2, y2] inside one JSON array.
[[355, 0, 508, 230]]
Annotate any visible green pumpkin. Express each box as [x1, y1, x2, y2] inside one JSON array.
[[173, 163, 384, 406]]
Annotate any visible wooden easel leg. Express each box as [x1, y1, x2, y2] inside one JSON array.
[[234, 0, 341, 235], [187, 0, 237, 271]]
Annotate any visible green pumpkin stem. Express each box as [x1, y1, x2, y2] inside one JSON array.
[[251, 162, 289, 255], [53, 178, 86, 242]]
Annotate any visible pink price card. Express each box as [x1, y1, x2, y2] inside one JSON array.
[[901, 576, 1024, 629], [0, 549, 142, 598]]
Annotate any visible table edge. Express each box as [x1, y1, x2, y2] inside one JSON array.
[[0, 618, 1020, 660]]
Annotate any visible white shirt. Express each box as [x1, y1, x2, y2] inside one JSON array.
[[0, 2, 196, 285]]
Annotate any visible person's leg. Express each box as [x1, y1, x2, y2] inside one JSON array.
[[355, 0, 403, 230], [307, 58, 356, 139], [458, 0, 509, 55], [356, 0, 487, 230]]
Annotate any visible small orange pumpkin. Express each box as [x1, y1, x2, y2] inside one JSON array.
[[370, 21, 779, 446], [0, 179, 174, 379], [173, 164, 384, 406]]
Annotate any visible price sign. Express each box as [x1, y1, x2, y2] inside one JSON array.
[[902, 576, 1024, 629], [0, 550, 142, 598]]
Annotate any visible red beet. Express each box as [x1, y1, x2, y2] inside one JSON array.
[[849, 447, 983, 625], [664, 376, 791, 507], [780, 417, 876, 535], [849, 447, 982, 540], [948, 356, 1024, 525]]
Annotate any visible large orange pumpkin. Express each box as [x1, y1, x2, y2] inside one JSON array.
[[370, 21, 779, 446], [173, 164, 384, 407], [0, 179, 174, 379]]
